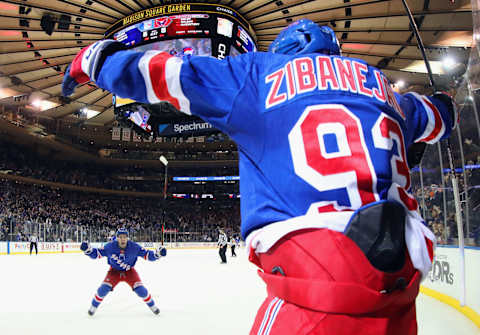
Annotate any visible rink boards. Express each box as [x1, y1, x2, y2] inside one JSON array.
[[0, 241, 220, 256], [0, 241, 73, 255], [421, 245, 480, 328]]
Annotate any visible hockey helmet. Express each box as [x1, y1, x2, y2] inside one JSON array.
[[268, 19, 340, 56], [116, 228, 129, 237]]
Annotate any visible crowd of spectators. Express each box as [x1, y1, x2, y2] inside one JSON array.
[[1, 103, 479, 246], [0, 139, 239, 194], [1, 153, 479, 246], [410, 142, 480, 246], [0, 141, 162, 192], [0, 179, 240, 243], [105, 148, 238, 161]]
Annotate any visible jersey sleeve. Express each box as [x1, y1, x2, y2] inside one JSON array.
[[136, 243, 159, 261], [398, 92, 454, 146], [96, 50, 255, 134]]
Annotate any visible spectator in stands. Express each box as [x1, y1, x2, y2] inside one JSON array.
[[0, 179, 240, 244]]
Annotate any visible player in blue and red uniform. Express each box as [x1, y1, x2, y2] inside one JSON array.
[[80, 228, 167, 316], [64, 19, 456, 334]]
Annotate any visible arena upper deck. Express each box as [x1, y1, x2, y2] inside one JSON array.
[[0, 0, 473, 126]]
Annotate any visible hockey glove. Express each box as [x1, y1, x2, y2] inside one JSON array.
[[407, 92, 458, 168], [407, 142, 426, 168], [158, 247, 167, 257], [62, 40, 126, 97], [433, 91, 458, 130], [80, 241, 90, 252]]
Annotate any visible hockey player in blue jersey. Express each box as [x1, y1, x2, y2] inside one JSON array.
[[80, 228, 167, 316], [64, 19, 456, 334]]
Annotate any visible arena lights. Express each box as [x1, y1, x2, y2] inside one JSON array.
[[81, 107, 100, 119], [30, 99, 60, 111], [400, 60, 444, 75], [442, 56, 456, 70], [32, 100, 42, 108], [395, 80, 405, 88]]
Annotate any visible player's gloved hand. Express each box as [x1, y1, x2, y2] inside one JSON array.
[[407, 92, 458, 168], [158, 247, 167, 257], [433, 91, 458, 130], [80, 241, 90, 252], [407, 142, 427, 169], [62, 40, 126, 97]]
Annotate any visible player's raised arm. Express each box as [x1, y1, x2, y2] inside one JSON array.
[[136, 243, 167, 261], [61, 41, 254, 134], [399, 91, 457, 146], [397, 91, 457, 167], [80, 241, 107, 259]]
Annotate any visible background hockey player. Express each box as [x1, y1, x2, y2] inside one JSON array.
[[63, 19, 457, 334], [217, 229, 228, 264], [80, 228, 167, 316]]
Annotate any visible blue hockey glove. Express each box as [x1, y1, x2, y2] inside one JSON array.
[[158, 247, 167, 257], [80, 241, 89, 252], [433, 91, 458, 130]]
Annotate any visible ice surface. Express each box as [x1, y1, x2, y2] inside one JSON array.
[[0, 249, 477, 334]]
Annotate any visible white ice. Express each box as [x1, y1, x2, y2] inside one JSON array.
[[0, 249, 478, 335]]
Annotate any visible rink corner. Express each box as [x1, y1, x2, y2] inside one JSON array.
[[420, 285, 480, 329]]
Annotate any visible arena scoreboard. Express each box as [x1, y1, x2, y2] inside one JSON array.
[[105, 3, 256, 58], [106, 3, 257, 136]]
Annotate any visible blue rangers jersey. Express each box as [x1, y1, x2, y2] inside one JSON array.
[[85, 240, 159, 271], [94, 50, 454, 241]]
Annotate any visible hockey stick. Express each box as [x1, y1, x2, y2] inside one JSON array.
[[400, 0, 466, 305]]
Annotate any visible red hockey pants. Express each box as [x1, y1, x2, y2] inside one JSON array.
[[249, 228, 431, 335]]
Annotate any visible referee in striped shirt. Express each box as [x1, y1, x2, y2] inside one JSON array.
[[29, 234, 38, 255], [217, 229, 228, 264]]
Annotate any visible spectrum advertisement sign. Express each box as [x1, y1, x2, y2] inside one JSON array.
[[157, 120, 216, 136]]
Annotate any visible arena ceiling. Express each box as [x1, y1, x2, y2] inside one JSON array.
[[0, 0, 474, 126]]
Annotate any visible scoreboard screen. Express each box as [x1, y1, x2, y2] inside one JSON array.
[[105, 3, 257, 136], [105, 3, 256, 61]]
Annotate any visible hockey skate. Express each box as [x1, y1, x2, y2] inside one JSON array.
[[87, 306, 97, 316], [150, 305, 160, 315]]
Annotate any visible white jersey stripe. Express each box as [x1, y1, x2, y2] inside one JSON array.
[[257, 297, 279, 335], [408, 92, 445, 144], [138, 51, 163, 104], [164, 56, 191, 115], [263, 299, 284, 335]]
